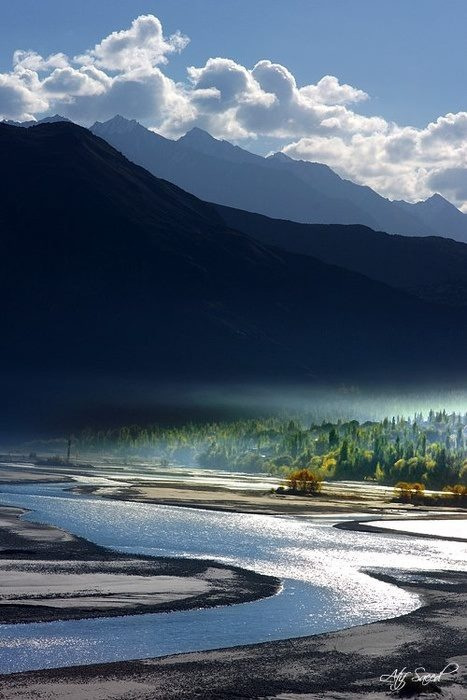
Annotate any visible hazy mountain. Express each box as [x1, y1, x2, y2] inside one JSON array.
[[216, 204, 467, 307], [91, 117, 367, 227], [178, 127, 263, 165], [3, 114, 70, 128], [396, 193, 467, 242], [91, 116, 467, 242], [264, 151, 438, 238], [2, 120, 466, 433]]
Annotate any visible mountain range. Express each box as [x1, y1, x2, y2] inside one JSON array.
[[88, 116, 467, 307], [0, 120, 465, 369], [89, 115, 467, 243], [215, 205, 467, 307], [10, 114, 467, 242], [2, 120, 467, 430]]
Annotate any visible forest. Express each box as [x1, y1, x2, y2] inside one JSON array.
[[75, 409, 467, 490]]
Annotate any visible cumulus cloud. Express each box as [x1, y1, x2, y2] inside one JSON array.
[[0, 15, 191, 128], [0, 69, 47, 121], [301, 75, 368, 105], [427, 167, 467, 204], [75, 14, 189, 71], [13, 50, 69, 72], [281, 112, 467, 207], [42, 67, 108, 96], [0, 13, 466, 208], [184, 56, 380, 141]]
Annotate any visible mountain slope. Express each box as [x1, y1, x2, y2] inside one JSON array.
[[4, 114, 71, 128], [178, 127, 263, 165], [91, 117, 369, 227], [264, 152, 438, 238], [216, 204, 467, 307], [2, 121, 467, 432], [91, 116, 467, 241], [396, 194, 467, 242]]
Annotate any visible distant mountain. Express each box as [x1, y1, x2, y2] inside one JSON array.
[[2, 121, 466, 433], [91, 116, 467, 242], [264, 151, 439, 238], [91, 117, 368, 228], [178, 127, 263, 165], [216, 204, 467, 307], [396, 193, 467, 242], [3, 114, 70, 128]]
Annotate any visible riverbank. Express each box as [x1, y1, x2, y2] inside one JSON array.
[[1, 472, 466, 698], [0, 467, 72, 484], [73, 480, 467, 518], [3, 458, 466, 517], [336, 515, 467, 542], [1, 567, 465, 699], [0, 505, 279, 624]]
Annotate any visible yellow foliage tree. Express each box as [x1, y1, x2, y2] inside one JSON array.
[[286, 468, 322, 495]]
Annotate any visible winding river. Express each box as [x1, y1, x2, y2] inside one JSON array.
[[0, 481, 465, 674]]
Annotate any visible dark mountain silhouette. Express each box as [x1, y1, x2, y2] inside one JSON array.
[[90, 116, 467, 242], [2, 121, 467, 430], [4, 114, 71, 128], [216, 205, 467, 307]]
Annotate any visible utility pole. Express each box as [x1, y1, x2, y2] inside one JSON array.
[[66, 436, 72, 464]]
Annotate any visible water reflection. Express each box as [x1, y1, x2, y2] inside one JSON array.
[[0, 483, 465, 673]]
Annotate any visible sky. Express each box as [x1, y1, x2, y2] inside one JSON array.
[[1, 0, 467, 209]]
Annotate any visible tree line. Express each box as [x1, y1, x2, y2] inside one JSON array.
[[75, 409, 467, 490]]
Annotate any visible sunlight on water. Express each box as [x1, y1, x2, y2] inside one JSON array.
[[369, 518, 467, 539], [0, 483, 465, 673]]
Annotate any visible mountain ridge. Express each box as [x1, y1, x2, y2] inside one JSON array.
[[11, 114, 466, 240], [2, 121, 465, 384], [215, 203, 467, 307], [2, 119, 467, 431], [90, 116, 467, 242]]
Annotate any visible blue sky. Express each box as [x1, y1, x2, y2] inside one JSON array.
[[1, 1, 466, 208], [1, 0, 466, 128]]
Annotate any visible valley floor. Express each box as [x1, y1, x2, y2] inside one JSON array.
[[0, 505, 278, 624], [1, 568, 466, 699], [75, 479, 467, 521], [0, 467, 466, 698]]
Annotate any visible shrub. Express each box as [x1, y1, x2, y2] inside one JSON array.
[[394, 481, 425, 503], [286, 468, 322, 495], [442, 484, 467, 505]]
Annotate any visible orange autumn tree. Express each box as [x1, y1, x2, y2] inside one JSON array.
[[394, 481, 425, 502], [286, 468, 322, 495]]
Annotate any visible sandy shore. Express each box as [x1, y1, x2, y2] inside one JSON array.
[[1, 568, 465, 699], [0, 505, 279, 623], [1, 473, 466, 698], [336, 516, 467, 542], [0, 467, 72, 484], [73, 480, 467, 519]]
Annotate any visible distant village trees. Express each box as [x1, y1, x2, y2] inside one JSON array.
[[76, 409, 467, 491]]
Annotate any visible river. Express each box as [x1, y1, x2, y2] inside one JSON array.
[[0, 482, 465, 674]]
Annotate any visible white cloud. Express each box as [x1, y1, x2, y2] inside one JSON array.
[[0, 69, 47, 121], [251, 60, 296, 101], [0, 16, 191, 127], [1, 13, 466, 208], [75, 14, 189, 71], [184, 56, 384, 141], [427, 167, 467, 203], [281, 113, 467, 207], [300, 75, 368, 105], [42, 67, 108, 97], [13, 50, 69, 72]]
